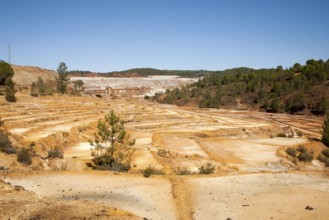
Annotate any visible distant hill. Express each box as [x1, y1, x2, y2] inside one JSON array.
[[11, 65, 58, 87], [69, 68, 214, 78], [154, 59, 329, 115], [108, 68, 213, 78]]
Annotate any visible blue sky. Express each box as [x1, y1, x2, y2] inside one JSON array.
[[1, 0, 329, 72]]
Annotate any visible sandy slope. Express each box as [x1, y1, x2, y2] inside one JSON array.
[[11, 65, 58, 86], [5, 172, 177, 220], [188, 172, 329, 220], [0, 179, 140, 220]]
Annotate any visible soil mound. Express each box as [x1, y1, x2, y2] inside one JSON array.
[[11, 65, 58, 87]]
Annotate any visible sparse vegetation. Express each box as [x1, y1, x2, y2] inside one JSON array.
[[157, 148, 171, 158], [70, 80, 84, 96], [286, 145, 313, 163], [318, 149, 329, 167], [322, 114, 329, 147], [73, 80, 84, 90], [296, 145, 307, 154], [30, 77, 49, 97], [69, 87, 81, 96], [17, 148, 32, 165], [198, 162, 215, 174], [0, 132, 11, 151], [37, 77, 46, 96], [48, 147, 64, 159], [321, 148, 329, 158], [89, 110, 135, 172], [30, 82, 38, 97], [277, 133, 287, 138], [297, 152, 313, 162], [296, 130, 304, 137], [0, 132, 16, 154], [175, 167, 193, 175], [141, 165, 164, 178], [286, 147, 297, 157]]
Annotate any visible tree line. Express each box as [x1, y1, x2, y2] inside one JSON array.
[[68, 68, 214, 78], [108, 68, 212, 78]]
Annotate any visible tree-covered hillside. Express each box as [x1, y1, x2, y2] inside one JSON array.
[[154, 59, 329, 115]]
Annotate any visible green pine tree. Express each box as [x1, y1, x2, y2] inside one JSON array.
[[5, 77, 16, 102], [89, 110, 135, 171], [56, 62, 69, 94], [30, 82, 38, 97], [37, 76, 46, 96]]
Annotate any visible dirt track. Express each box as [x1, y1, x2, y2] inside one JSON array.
[[1, 92, 328, 219]]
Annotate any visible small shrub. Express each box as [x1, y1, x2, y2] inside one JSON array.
[[321, 148, 329, 158], [111, 161, 131, 172], [17, 149, 32, 165], [277, 133, 286, 138], [142, 165, 164, 178], [144, 95, 150, 99], [318, 154, 329, 163], [198, 162, 215, 174], [157, 148, 171, 158], [318, 149, 329, 167], [292, 158, 298, 164], [286, 146, 314, 163], [30, 82, 39, 97], [175, 167, 193, 175], [286, 147, 297, 157], [296, 130, 303, 137], [0, 132, 11, 151], [296, 145, 307, 154], [297, 152, 313, 162], [90, 155, 131, 172], [48, 147, 64, 159], [46, 88, 54, 96], [78, 126, 84, 132]]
